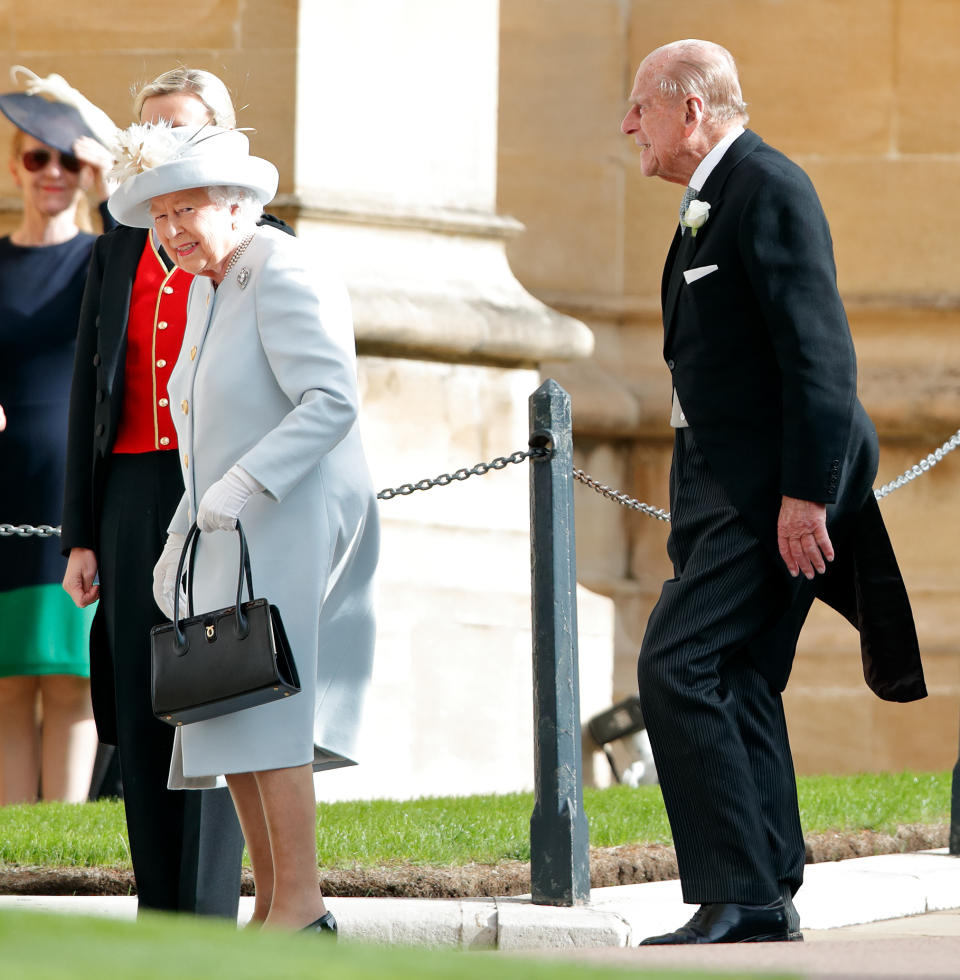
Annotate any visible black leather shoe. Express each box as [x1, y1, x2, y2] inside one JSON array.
[[301, 910, 337, 938], [640, 900, 789, 944], [781, 890, 804, 942]]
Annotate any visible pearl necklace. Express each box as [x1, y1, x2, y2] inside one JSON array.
[[222, 232, 255, 280]]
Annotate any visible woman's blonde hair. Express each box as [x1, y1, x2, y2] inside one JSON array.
[[133, 68, 236, 128]]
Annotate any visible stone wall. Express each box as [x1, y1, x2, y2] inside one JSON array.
[[0, 0, 298, 205], [1, 0, 955, 786], [498, 0, 960, 774], [0, 1, 615, 801]]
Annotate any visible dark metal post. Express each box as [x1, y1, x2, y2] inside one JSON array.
[[527, 378, 590, 906], [951, 710, 959, 855]]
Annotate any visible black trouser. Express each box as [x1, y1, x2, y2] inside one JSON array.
[[98, 451, 244, 917], [638, 428, 810, 906]]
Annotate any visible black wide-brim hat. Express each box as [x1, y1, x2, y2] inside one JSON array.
[[0, 91, 97, 156]]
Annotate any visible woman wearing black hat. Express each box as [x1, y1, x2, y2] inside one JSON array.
[[0, 73, 114, 805]]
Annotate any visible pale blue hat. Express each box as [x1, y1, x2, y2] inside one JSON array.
[[108, 124, 278, 228]]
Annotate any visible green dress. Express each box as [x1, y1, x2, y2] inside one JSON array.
[[0, 232, 99, 677]]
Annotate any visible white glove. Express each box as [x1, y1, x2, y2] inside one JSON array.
[[196, 465, 264, 533], [152, 532, 187, 619]]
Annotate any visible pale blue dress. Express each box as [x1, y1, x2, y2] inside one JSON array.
[[164, 226, 378, 788]]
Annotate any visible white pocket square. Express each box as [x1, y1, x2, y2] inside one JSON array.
[[683, 264, 719, 285]]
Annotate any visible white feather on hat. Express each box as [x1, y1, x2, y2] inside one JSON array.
[[109, 122, 185, 182], [107, 122, 279, 229]]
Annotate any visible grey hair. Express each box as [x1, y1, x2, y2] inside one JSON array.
[[206, 185, 263, 229], [648, 40, 749, 124], [133, 68, 236, 129]]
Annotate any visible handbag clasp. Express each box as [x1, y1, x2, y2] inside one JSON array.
[[204, 619, 217, 642]]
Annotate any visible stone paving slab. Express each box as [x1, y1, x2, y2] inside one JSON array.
[[537, 931, 960, 979], [0, 849, 957, 952]]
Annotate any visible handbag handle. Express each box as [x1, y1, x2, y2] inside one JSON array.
[[172, 520, 255, 653]]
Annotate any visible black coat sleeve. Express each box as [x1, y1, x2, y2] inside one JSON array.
[[97, 200, 118, 234], [738, 161, 857, 503], [257, 212, 295, 237], [60, 233, 106, 553]]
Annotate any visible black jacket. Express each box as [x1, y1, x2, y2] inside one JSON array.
[[62, 224, 145, 552], [662, 130, 925, 702]]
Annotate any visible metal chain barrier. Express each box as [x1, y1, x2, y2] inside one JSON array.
[[572, 469, 672, 522], [3, 449, 547, 537], [0, 523, 61, 538], [873, 428, 960, 500], [574, 426, 960, 523], [375, 447, 548, 500], [4, 428, 958, 535]]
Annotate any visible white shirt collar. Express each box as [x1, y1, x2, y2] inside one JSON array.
[[688, 125, 745, 193]]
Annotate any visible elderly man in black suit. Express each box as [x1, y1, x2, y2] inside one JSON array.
[[621, 39, 927, 945]]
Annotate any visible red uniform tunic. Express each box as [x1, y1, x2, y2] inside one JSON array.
[[112, 235, 190, 453]]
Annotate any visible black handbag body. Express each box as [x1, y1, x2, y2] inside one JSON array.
[[151, 521, 301, 727]]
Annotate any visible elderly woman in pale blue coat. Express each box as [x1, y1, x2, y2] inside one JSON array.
[[108, 124, 378, 936]]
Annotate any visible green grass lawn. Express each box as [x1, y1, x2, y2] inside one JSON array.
[[0, 770, 949, 870], [0, 908, 796, 980]]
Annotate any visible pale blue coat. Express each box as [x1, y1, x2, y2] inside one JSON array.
[[164, 226, 378, 789]]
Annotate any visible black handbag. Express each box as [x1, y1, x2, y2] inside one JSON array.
[[150, 521, 301, 726]]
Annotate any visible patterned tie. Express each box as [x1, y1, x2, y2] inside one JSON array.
[[679, 185, 698, 231]]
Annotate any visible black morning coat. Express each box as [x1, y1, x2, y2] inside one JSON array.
[[662, 129, 926, 703], [62, 224, 149, 742]]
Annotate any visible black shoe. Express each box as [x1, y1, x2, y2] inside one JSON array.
[[301, 910, 337, 938], [640, 900, 789, 945], [780, 888, 804, 942]]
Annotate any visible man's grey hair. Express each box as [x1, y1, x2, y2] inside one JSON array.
[[207, 185, 263, 229], [648, 39, 749, 125], [133, 68, 237, 129]]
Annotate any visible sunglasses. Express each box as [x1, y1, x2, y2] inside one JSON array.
[[21, 148, 82, 174]]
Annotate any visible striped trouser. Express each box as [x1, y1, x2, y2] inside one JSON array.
[[638, 427, 809, 906]]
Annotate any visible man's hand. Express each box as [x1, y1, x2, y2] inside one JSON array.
[[777, 495, 833, 580], [63, 547, 100, 606]]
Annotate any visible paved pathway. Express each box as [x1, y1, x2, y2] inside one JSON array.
[[543, 909, 960, 978], [1, 847, 958, 974]]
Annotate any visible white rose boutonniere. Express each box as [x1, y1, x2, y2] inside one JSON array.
[[682, 199, 711, 237]]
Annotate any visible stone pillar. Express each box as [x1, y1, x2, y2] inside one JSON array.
[[0, 0, 612, 801], [282, 0, 612, 800]]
